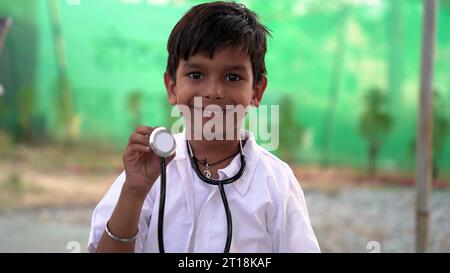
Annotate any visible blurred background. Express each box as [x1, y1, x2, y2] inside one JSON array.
[[0, 0, 449, 252]]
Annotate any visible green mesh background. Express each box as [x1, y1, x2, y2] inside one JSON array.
[[0, 0, 449, 172]]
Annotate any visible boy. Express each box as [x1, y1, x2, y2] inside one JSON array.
[[88, 1, 320, 253]]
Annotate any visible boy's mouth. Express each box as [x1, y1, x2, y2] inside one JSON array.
[[188, 97, 243, 119], [190, 105, 236, 118], [185, 104, 248, 136]]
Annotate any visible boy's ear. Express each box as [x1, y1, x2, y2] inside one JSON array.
[[164, 72, 177, 105], [251, 76, 267, 107]]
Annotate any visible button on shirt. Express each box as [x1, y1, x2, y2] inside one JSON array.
[[88, 130, 320, 253]]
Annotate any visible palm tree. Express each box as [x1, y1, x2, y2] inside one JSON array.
[[358, 87, 393, 177], [432, 91, 450, 179], [410, 90, 450, 179], [278, 95, 304, 163]]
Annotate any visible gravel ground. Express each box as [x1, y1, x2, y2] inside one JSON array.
[[306, 187, 450, 252], [0, 206, 94, 253], [0, 187, 449, 253]]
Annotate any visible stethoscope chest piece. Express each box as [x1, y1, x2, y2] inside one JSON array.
[[149, 127, 176, 158]]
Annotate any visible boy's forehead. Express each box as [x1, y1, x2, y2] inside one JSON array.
[[180, 47, 251, 70]]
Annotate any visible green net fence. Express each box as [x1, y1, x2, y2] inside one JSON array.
[[0, 0, 449, 174]]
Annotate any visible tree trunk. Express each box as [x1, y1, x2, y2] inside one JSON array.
[[368, 142, 378, 177]]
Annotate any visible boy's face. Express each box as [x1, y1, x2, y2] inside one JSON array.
[[164, 46, 267, 140]]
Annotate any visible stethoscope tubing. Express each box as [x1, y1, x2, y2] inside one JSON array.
[[158, 157, 166, 253], [157, 140, 246, 253]]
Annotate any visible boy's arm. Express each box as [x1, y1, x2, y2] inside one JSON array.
[[90, 126, 172, 252], [267, 165, 321, 253], [96, 186, 146, 253], [88, 172, 154, 253]]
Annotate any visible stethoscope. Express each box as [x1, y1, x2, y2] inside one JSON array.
[[148, 127, 246, 253]]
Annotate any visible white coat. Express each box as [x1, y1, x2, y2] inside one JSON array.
[[88, 131, 320, 253]]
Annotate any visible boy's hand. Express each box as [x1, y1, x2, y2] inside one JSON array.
[[122, 126, 175, 200]]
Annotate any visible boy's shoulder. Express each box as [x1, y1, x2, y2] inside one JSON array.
[[249, 143, 305, 203], [255, 143, 290, 170], [252, 141, 298, 183]]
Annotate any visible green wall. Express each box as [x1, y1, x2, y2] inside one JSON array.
[[1, 0, 449, 172]]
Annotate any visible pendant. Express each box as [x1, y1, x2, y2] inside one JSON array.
[[203, 163, 212, 178], [203, 169, 212, 178]]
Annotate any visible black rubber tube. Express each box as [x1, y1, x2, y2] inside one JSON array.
[[158, 157, 166, 253], [218, 183, 232, 253]]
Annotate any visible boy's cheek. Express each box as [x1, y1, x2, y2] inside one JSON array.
[[175, 104, 191, 113]]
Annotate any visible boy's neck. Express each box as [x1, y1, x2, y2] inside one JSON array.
[[188, 138, 241, 164]]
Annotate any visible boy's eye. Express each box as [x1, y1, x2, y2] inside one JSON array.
[[188, 72, 203, 80], [226, 74, 240, 82]]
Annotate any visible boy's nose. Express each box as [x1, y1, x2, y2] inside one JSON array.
[[203, 82, 224, 100]]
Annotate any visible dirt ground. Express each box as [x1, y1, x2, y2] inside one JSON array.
[[0, 144, 122, 209]]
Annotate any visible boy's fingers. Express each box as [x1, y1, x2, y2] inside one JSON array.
[[135, 126, 153, 135], [128, 133, 149, 145], [126, 143, 151, 155]]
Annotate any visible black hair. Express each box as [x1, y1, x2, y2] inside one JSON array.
[[166, 1, 271, 86]]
